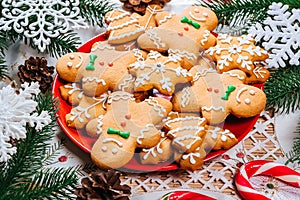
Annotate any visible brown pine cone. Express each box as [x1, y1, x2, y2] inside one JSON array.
[[75, 170, 131, 200], [17, 57, 54, 93], [121, 0, 172, 15]]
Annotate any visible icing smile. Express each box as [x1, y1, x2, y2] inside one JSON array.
[[189, 11, 208, 22]]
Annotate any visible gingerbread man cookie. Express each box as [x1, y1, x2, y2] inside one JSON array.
[[59, 83, 84, 106], [205, 34, 270, 83], [105, 9, 145, 44], [137, 6, 218, 69], [172, 65, 266, 124], [139, 136, 173, 165], [128, 50, 193, 96], [132, 5, 164, 29], [56, 42, 146, 97], [65, 93, 108, 131], [85, 91, 172, 169], [203, 126, 238, 151]]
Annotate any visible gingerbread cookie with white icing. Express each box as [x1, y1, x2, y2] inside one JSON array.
[[86, 91, 172, 169], [139, 137, 173, 165], [65, 93, 108, 131], [174, 146, 207, 171], [59, 83, 84, 106], [128, 50, 193, 96], [132, 5, 164, 29], [203, 125, 238, 151], [205, 34, 270, 83], [172, 65, 266, 124], [56, 42, 147, 97], [137, 6, 218, 69], [105, 9, 145, 44]]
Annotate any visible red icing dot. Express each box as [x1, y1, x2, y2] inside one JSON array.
[[236, 162, 244, 168], [99, 61, 104, 65], [236, 152, 245, 158], [222, 154, 230, 160], [108, 62, 113, 67], [207, 88, 213, 92], [178, 32, 183, 36], [214, 89, 219, 93], [120, 121, 126, 127], [125, 114, 131, 120], [184, 26, 189, 31], [58, 155, 67, 162]]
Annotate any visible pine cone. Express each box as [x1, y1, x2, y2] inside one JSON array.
[[75, 170, 131, 200], [17, 57, 54, 93], [121, 0, 172, 15]]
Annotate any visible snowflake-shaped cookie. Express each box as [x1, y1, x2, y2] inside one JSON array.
[[129, 51, 193, 96], [0, 82, 51, 162], [206, 34, 269, 83], [248, 2, 300, 68], [0, 0, 88, 52]]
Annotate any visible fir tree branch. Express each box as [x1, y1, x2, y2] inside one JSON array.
[[286, 119, 300, 165], [79, 0, 115, 27], [23, 30, 81, 58], [0, 93, 78, 200], [0, 32, 8, 79], [264, 65, 300, 114], [196, 0, 300, 32]]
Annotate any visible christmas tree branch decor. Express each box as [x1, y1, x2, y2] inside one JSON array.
[[264, 65, 300, 114], [196, 0, 300, 32], [286, 120, 300, 165], [0, 32, 8, 79], [0, 83, 78, 199]]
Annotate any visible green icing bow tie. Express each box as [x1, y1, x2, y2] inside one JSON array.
[[181, 16, 201, 29], [86, 54, 98, 71], [107, 128, 130, 139], [221, 85, 236, 100]]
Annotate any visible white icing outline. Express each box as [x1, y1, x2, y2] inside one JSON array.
[[64, 83, 84, 99], [82, 77, 106, 85], [96, 115, 104, 135], [180, 87, 191, 108], [158, 13, 175, 25], [202, 106, 225, 112], [106, 9, 130, 22], [189, 11, 208, 22], [142, 137, 166, 160], [165, 116, 206, 128], [236, 87, 248, 103], [103, 138, 123, 147], [107, 92, 134, 104], [146, 28, 166, 48], [137, 124, 156, 145], [223, 71, 245, 81], [75, 55, 83, 68], [200, 30, 210, 45], [182, 152, 201, 165]]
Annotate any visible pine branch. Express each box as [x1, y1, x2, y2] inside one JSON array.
[[264, 65, 300, 114], [286, 119, 300, 165], [0, 32, 8, 79], [23, 30, 81, 58], [196, 0, 300, 32], [42, 139, 66, 166], [17, 168, 77, 200], [0, 93, 78, 200], [79, 0, 115, 27]]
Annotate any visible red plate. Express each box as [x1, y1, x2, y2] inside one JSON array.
[[52, 33, 261, 172]]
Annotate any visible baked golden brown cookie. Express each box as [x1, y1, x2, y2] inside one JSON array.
[[205, 34, 270, 83]]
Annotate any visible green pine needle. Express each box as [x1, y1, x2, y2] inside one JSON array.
[[0, 93, 78, 200], [264, 65, 300, 114], [79, 0, 115, 27], [0, 32, 8, 79], [196, 0, 300, 32], [286, 120, 300, 165]]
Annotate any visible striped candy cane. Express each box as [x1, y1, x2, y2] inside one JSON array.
[[235, 160, 300, 200]]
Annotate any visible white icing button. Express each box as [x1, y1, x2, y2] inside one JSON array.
[[112, 148, 118, 154], [194, 8, 199, 13], [249, 90, 255, 95], [67, 62, 73, 67], [245, 98, 251, 104], [69, 55, 75, 59], [102, 146, 107, 152], [203, 12, 209, 17]]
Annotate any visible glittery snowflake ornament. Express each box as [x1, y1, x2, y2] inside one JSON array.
[[0, 82, 51, 162], [248, 2, 300, 68], [0, 0, 89, 52]]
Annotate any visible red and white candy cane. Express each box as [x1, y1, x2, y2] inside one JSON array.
[[235, 160, 300, 200]]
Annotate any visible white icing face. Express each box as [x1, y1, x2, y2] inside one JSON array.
[[189, 8, 208, 22], [236, 87, 258, 104]]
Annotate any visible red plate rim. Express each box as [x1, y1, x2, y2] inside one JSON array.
[[52, 33, 262, 172]]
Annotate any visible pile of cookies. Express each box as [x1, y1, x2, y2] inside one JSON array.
[[56, 5, 268, 171]]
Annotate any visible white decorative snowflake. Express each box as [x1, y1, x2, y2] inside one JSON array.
[[0, 0, 89, 52], [0, 82, 51, 162], [248, 2, 300, 68]]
